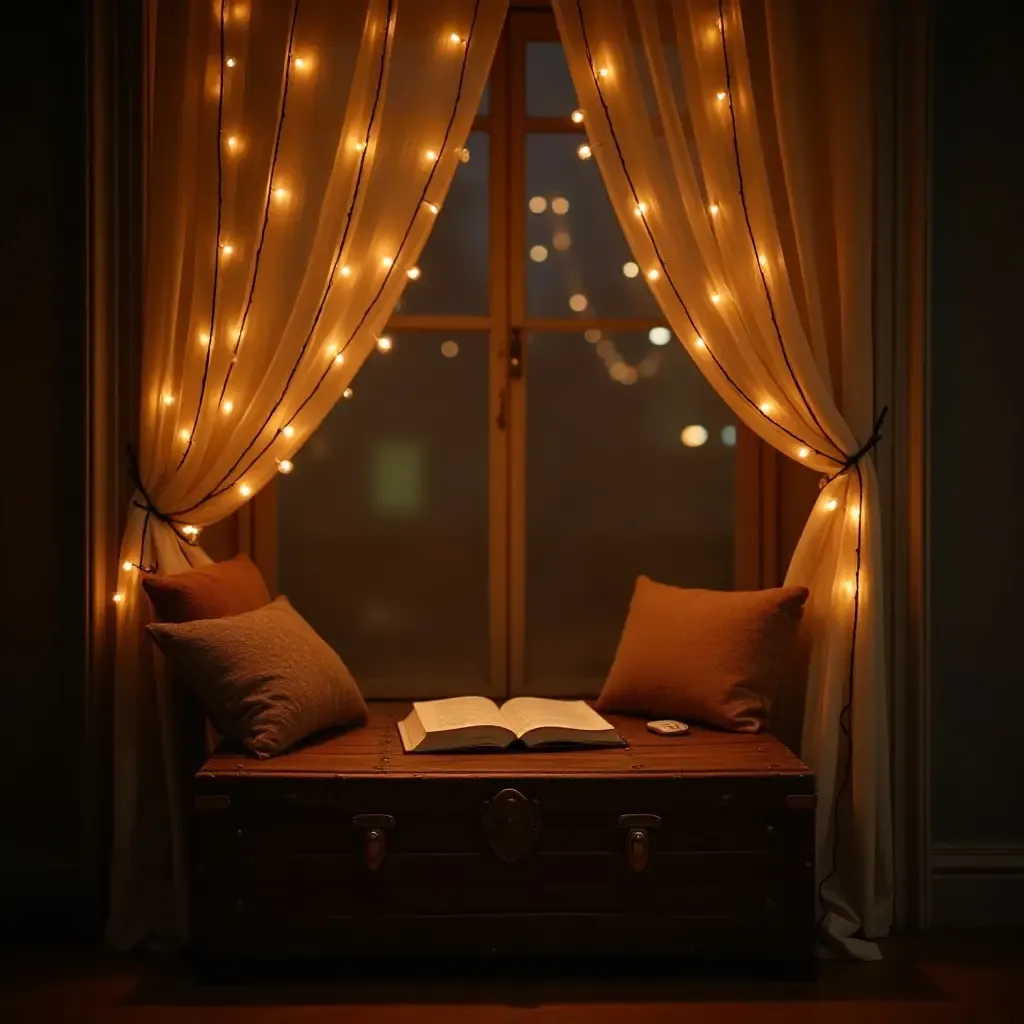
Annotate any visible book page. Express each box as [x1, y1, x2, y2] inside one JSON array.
[[500, 698, 613, 737], [413, 696, 507, 734]]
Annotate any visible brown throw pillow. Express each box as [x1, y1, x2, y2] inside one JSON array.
[[596, 576, 809, 733], [146, 596, 368, 757], [142, 553, 271, 623]]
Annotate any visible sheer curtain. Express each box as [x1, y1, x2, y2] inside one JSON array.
[[553, 0, 891, 957], [108, 0, 505, 949]]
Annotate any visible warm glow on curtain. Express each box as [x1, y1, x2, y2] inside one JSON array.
[[108, 0, 505, 949], [553, 0, 891, 957]]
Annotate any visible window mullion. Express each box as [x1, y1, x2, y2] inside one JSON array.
[[488, 23, 513, 699], [506, 11, 529, 697]]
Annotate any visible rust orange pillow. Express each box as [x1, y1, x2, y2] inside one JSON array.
[[596, 576, 809, 733], [142, 553, 271, 623]]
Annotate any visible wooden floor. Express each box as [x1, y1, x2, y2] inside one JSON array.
[[1, 932, 1021, 1023]]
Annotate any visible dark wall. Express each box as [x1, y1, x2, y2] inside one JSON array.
[[929, 7, 1024, 844], [0, 6, 87, 919]]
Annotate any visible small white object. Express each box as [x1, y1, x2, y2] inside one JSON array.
[[646, 719, 690, 736]]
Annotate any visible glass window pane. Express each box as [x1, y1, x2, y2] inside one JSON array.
[[525, 134, 661, 319], [279, 332, 492, 695], [396, 132, 489, 316], [524, 331, 736, 694], [526, 42, 577, 117]]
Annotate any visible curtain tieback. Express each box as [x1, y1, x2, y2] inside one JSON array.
[[823, 406, 888, 487], [126, 444, 198, 572]]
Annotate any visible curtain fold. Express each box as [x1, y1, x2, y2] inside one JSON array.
[[553, 0, 891, 957], [108, 0, 506, 950]]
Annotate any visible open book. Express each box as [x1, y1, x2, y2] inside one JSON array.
[[397, 696, 624, 753]]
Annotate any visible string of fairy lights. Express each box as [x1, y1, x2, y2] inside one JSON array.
[[216, 0, 303, 410], [115, 0, 481, 597], [571, 0, 887, 929]]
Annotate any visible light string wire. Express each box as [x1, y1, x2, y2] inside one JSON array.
[[572, 0, 842, 466], [178, 0, 228, 468], [715, 0, 846, 460], [169, 0, 482, 515], [198, 0, 394, 499], [217, 0, 302, 408], [816, 460, 865, 931]]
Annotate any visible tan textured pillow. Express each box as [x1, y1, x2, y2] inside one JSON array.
[[596, 576, 809, 733], [146, 596, 368, 757], [142, 553, 271, 623]]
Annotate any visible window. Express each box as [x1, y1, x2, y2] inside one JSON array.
[[264, 10, 756, 698]]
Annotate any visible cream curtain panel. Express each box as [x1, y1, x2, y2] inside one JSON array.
[[553, 0, 891, 957], [108, 0, 505, 949]]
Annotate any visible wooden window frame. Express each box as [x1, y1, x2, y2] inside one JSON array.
[[249, 7, 772, 698]]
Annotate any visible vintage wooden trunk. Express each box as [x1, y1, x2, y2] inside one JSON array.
[[191, 702, 815, 965]]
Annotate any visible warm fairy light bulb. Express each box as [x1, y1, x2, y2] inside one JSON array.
[[282, 424, 295, 439], [758, 253, 768, 267], [646, 268, 660, 281], [334, 351, 345, 366], [338, 265, 351, 278], [343, 387, 353, 399], [122, 560, 134, 572], [381, 256, 393, 268], [850, 504, 861, 522], [622, 261, 638, 278], [694, 336, 706, 349], [161, 392, 175, 406], [181, 524, 200, 538], [425, 149, 437, 162], [377, 336, 393, 353], [797, 446, 810, 459], [353, 141, 366, 152], [708, 202, 720, 216], [716, 90, 727, 102], [571, 109, 585, 123], [577, 143, 592, 160], [293, 56, 311, 72], [425, 201, 439, 215], [112, 592, 124, 604], [843, 578, 856, 597], [449, 32, 464, 45], [225, 57, 236, 68], [277, 459, 294, 475], [529, 244, 548, 262], [597, 67, 610, 79], [222, 400, 234, 414], [272, 186, 289, 204], [551, 197, 569, 215], [824, 497, 839, 511], [179, 428, 190, 442], [407, 266, 421, 280], [220, 243, 234, 257], [226, 135, 239, 152], [569, 293, 588, 312], [198, 331, 210, 348], [238, 482, 252, 497], [758, 401, 773, 414], [326, 342, 339, 358], [457, 147, 470, 163], [634, 202, 647, 217]]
